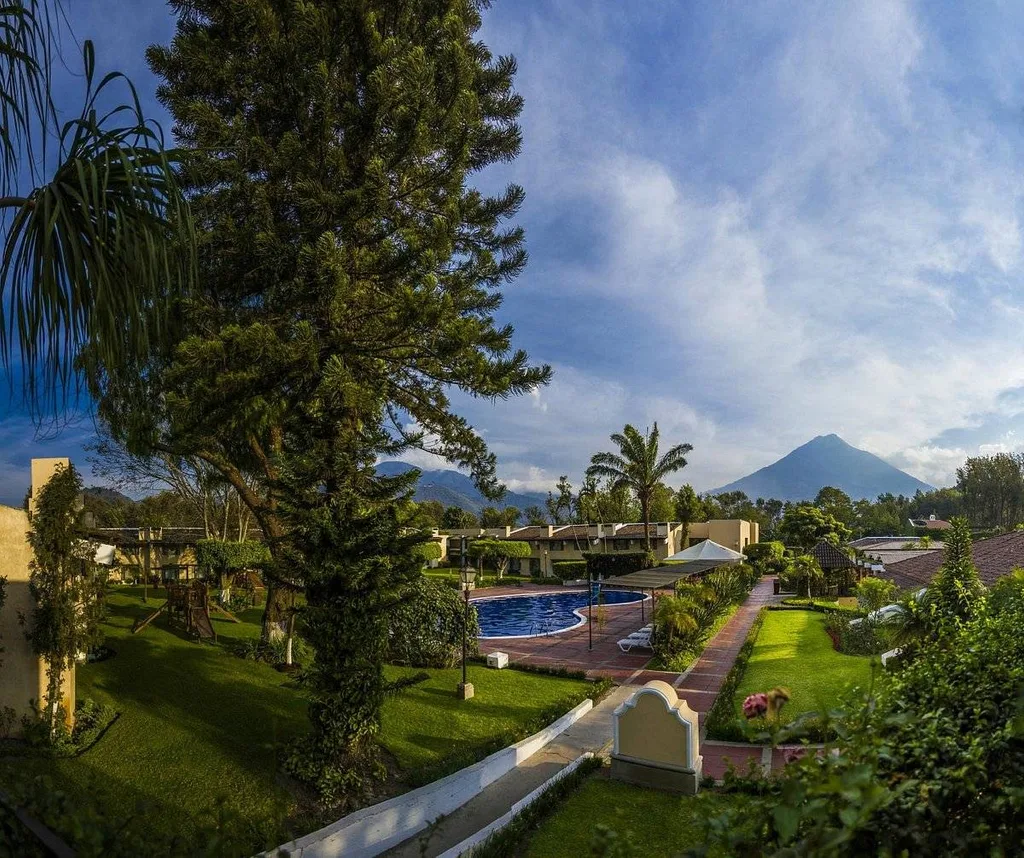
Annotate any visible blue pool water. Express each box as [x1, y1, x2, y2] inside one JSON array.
[[474, 589, 647, 638]]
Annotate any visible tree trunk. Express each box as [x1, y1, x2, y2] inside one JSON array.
[[641, 495, 651, 551], [261, 581, 290, 642]]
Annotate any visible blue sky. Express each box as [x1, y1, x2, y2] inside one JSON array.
[[5, 0, 1024, 505]]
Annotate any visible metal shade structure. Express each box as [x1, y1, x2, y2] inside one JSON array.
[[664, 540, 745, 563], [602, 559, 737, 590]]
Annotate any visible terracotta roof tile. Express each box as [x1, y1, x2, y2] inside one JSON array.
[[880, 530, 1024, 589]]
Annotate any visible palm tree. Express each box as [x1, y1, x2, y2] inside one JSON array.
[[1, 1, 193, 415], [586, 423, 693, 550]]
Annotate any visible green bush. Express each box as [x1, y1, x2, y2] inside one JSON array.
[[854, 576, 899, 613], [551, 560, 587, 579], [702, 600, 1024, 855], [385, 578, 479, 668], [988, 567, 1024, 615], [823, 612, 889, 656], [582, 551, 654, 579], [413, 541, 443, 563], [195, 540, 271, 579], [743, 540, 787, 576]]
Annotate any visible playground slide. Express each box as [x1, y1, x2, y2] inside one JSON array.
[[190, 607, 217, 641]]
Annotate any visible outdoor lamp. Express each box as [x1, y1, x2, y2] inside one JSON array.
[[458, 540, 476, 700]]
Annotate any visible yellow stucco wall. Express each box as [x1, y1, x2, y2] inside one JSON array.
[[687, 519, 757, 553], [0, 458, 76, 733]]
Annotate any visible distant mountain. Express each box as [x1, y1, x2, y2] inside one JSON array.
[[377, 461, 548, 514], [83, 486, 134, 505], [709, 434, 934, 503]]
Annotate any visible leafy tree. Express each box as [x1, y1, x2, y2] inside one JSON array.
[[575, 476, 639, 524], [90, 0, 550, 801], [929, 517, 983, 623], [647, 482, 676, 522], [674, 484, 705, 536], [956, 453, 1024, 529], [778, 504, 852, 550], [814, 486, 854, 526], [523, 505, 547, 525], [25, 464, 104, 737], [92, 0, 548, 650], [413, 500, 445, 529], [441, 506, 478, 530], [0, 0, 193, 415], [854, 576, 898, 613], [743, 540, 787, 577], [780, 554, 824, 597], [480, 506, 520, 528], [587, 423, 692, 549], [468, 538, 531, 578], [546, 475, 573, 525]]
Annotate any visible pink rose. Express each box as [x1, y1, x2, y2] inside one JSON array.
[[743, 692, 769, 719]]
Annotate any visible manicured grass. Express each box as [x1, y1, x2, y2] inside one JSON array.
[[380, 665, 592, 775], [733, 609, 876, 724], [521, 777, 747, 858], [1, 586, 597, 853]]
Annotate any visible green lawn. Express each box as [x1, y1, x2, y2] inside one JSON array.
[[522, 777, 748, 858], [1, 586, 595, 853], [733, 609, 876, 725]]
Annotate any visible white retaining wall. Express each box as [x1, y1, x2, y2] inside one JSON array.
[[437, 752, 595, 858], [265, 699, 594, 858]]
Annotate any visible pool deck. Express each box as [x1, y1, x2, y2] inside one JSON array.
[[472, 584, 659, 682]]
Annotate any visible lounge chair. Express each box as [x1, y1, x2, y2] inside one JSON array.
[[617, 628, 653, 652]]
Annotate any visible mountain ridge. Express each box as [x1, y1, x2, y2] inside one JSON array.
[[377, 461, 548, 514], [709, 434, 934, 502]]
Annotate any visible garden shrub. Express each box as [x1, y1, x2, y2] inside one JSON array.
[[823, 612, 889, 656], [385, 578, 479, 669], [551, 560, 587, 579], [232, 634, 312, 666], [697, 599, 1024, 856], [582, 551, 654, 579], [988, 567, 1024, 615], [412, 541, 442, 564], [854, 576, 899, 613], [195, 540, 271, 581], [743, 540, 787, 576]]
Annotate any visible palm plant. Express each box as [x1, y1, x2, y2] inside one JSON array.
[[0, 1, 193, 415], [586, 423, 692, 549]]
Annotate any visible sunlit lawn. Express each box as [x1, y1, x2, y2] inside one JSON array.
[[522, 777, 748, 858], [733, 609, 876, 726], [0, 585, 596, 853]]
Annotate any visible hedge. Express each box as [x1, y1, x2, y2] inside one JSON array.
[[582, 551, 654, 578], [551, 560, 586, 578], [777, 598, 863, 616], [194, 540, 271, 578], [704, 607, 767, 741]]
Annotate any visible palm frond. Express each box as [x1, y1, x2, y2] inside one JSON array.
[[0, 32, 194, 415]]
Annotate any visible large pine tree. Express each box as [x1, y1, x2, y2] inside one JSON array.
[[89, 0, 548, 799]]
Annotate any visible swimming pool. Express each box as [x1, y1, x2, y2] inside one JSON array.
[[474, 589, 648, 638]]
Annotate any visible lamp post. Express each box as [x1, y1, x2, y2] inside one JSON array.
[[458, 536, 476, 700]]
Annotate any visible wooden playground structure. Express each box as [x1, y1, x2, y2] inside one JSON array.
[[131, 581, 240, 641]]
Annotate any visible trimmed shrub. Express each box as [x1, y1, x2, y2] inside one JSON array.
[[195, 540, 271, 584], [855, 576, 899, 613], [582, 551, 654, 579], [386, 578, 479, 668], [413, 542, 443, 564], [552, 560, 587, 579], [988, 567, 1024, 615]]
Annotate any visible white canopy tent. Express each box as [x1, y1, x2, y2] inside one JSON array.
[[664, 539, 745, 563]]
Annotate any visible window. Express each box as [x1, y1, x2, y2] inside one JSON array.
[[550, 540, 564, 551]]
